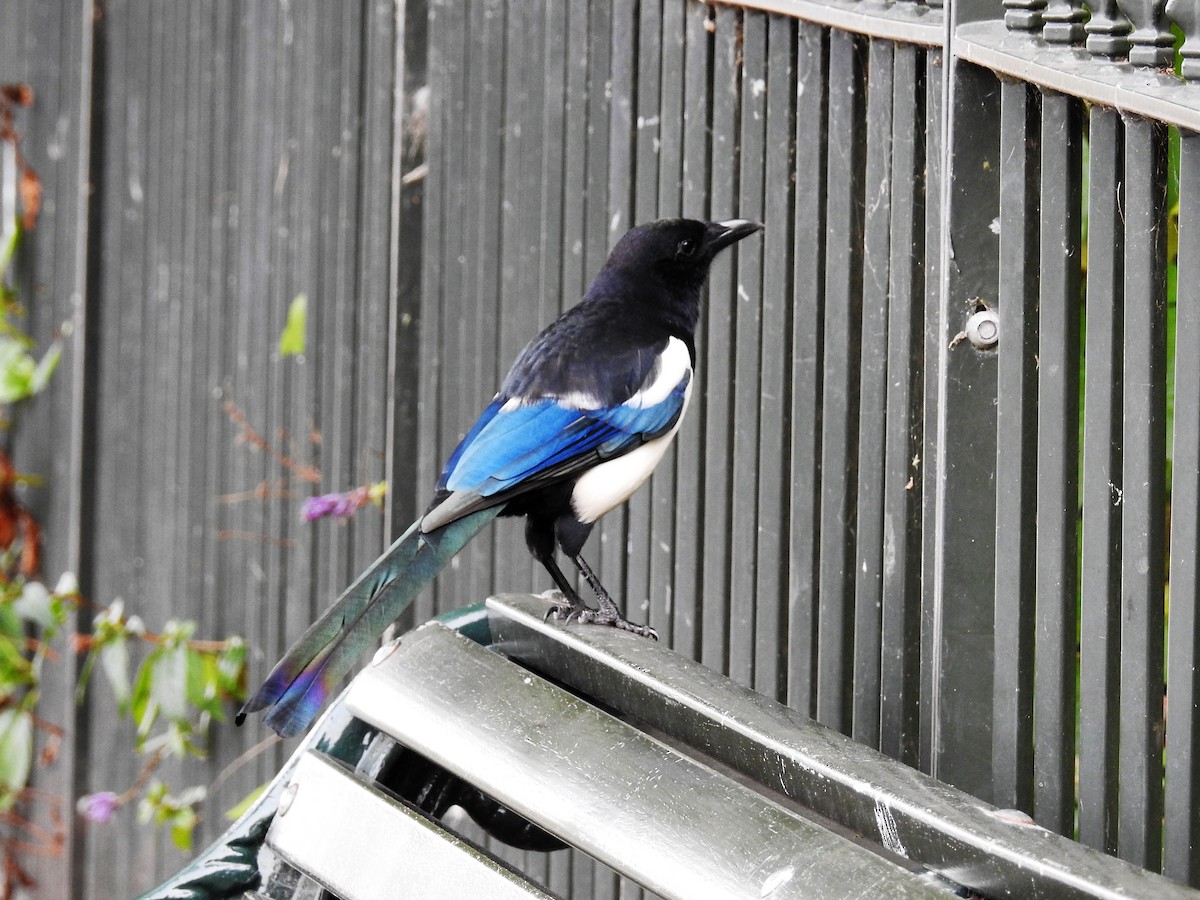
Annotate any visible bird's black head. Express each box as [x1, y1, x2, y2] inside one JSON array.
[[594, 218, 763, 338], [606, 217, 764, 288]]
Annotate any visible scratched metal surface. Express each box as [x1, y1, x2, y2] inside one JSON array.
[[345, 620, 950, 900]]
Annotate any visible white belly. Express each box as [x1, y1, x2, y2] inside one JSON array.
[[569, 380, 693, 524]]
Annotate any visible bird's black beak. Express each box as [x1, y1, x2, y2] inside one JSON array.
[[705, 218, 764, 254]]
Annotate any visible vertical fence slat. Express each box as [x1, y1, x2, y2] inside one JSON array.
[[753, 13, 794, 703], [626, 0, 661, 644], [560, 0, 590, 304], [494, 0, 538, 602], [925, 53, 998, 796], [1078, 105, 1124, 855], [879, 43, 924, 767], [422, 0, 466, 619], [596, 0, 636, 634], [417, 0, 448, 570], [1033, 89, 1082, 837], [700, 3, 740, 675], [992, 79, 1039, 814], [816, 29, 864, 732], [786, 19, 827, 717], [1165, 128, 1200, 889], [672, 0, 713, 659], [649, 0, 684, 645], [729, 9, 766, 689], [1118, 113, 1168, 871], [462, 0, 506, 609], [851, 38, 894, 748]]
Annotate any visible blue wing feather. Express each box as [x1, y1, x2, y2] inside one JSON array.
[[440, 374, 689, 501]]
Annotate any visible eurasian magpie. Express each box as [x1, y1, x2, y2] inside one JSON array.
[[238, 217, 763, 737]]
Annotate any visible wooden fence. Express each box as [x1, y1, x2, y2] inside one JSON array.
[[2, 0, 1200, 897]]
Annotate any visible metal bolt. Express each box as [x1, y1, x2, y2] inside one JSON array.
[[278, 781, 298, 816], [965, 309, 999, 349]]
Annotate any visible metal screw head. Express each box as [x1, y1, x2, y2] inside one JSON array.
[[965, 309, 999, 349], [278, 781, 298, 816]]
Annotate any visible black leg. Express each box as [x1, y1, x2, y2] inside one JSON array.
[[538, 553, 593, 623], [570, 554, 658, 640], [525, 515, 593, 622]]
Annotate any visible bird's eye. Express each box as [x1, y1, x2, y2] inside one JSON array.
[[676, 238, 697, 259]]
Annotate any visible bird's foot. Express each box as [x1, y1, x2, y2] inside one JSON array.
[[543, 597, 657, 640], [543, 596, 592, 625], [574, 606, 658, 641]]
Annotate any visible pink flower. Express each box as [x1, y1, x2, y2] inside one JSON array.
[[302, 487, 370, 522], [77, 791, 120, 823]]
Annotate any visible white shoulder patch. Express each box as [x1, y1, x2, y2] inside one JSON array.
[[501, 391, 603, 413], [627, 336, 691, 409]]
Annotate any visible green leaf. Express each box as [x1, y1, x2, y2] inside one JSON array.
[[130, 651, 158, 737], [225, 783, 266, 821], [151, 640, 189, 723], [278, 293, 307, 356], [0, 708, 33, 810], [217, 639, 247, 701], [0, 337, 36, 403], [0, 221, 19, 281], [170, 813, 197, 852], [99, 637, 131, 708]]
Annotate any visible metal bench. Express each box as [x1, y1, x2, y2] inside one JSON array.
[[142, 595, 1198, 900]]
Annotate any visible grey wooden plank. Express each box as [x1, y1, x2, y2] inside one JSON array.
[[1118, 112, 1168, 871], [672, 0, 713, 659], [816, 28, 864, 733], [426, 0, 472, 617], [918, 44, 944, 778], [560, 0, 590, 305], [492, 0, 538, 605], [583, 0, 613, 287], [923, 53, 998, 798], [0, 1, 95, 894], [700, 3, 740, 676], [1034, 88, 1082, 837], [851, 37, 894, 747], [207, 0, 281, 844], [353, 0, 398, 585], [417, 0, 447, 521], [729, 9, 766, 690], [878, 42, 924, 768], [388, 0, 431, 537], [628, 0, 662, 640], [1078, 105, 1123, 855], [538, 0, 568, 344], [991, 79, 1039, 815], [316, 0, 361, 634], [786, 19, 827, 717], [753, 12, 793, 703], [1165, 129, 1200, 888], [532, 0, 569, 667], [87, 0, 153, 889], [469, 0, 506, 617], [416, 0, 445, 619], [595, 0, 636, 629], [650, 0, 684, 643]]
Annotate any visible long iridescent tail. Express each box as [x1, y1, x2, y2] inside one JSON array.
[[237, 507, 501, 737]]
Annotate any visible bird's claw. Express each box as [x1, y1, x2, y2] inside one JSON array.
[[545, 600, 589, 625], [542, 597, 657, 641], [574, 607, 658, 641]]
